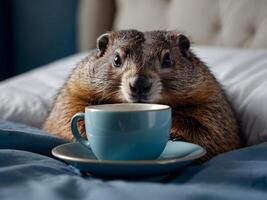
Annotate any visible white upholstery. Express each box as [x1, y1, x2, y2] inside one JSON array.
[[79, 0, 267, 51], [78, 0, 115, 51]]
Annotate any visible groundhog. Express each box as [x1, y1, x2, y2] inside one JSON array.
[[43, 30, 243, 161]]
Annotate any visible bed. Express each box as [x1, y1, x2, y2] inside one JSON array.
[[1, 45, 267, 199], [1, 0, 267, 199]]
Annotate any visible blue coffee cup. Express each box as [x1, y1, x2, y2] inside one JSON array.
[[71, 103, 171, 160]]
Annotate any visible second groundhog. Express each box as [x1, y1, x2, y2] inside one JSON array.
[[43, 30, 243, 161]]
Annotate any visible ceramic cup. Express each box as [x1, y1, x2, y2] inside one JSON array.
[[71, 103, 171, 160]]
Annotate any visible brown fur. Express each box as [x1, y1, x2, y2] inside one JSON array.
[[43, 30, 243, 162]]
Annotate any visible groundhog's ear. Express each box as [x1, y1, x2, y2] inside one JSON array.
[[177, 34, 190, 58], [96, 33, 110, 56]]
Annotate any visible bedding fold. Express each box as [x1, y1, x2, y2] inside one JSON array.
[[0, 121, 267, 200]]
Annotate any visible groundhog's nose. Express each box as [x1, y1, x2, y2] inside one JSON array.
[[129, 75, 152, 96]]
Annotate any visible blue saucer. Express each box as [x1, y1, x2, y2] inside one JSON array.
[[52, 141, 206, 178]]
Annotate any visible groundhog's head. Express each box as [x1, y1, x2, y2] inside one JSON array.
[[88, 30, 217, 106]]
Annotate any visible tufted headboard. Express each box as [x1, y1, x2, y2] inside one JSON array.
[[78, 0, 267, 51]]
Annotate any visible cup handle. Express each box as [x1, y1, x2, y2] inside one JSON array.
[[71, 112, 90, 147]]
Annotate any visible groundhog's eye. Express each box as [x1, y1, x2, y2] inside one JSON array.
[[161, 52, 172, 68], [113, 54, 122, 67]]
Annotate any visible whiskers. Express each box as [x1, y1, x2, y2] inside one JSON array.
[[87, 72, 123, 104]]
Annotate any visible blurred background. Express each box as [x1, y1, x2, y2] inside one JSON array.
[[0, 0, 77, 81], [1, 0, 266, 81]]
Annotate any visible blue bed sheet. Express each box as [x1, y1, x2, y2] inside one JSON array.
[[0, 120, 267, 200]]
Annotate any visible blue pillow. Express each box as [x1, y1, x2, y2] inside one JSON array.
[[0, 120, 66, 157]]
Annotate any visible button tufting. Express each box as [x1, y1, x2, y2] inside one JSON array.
[[162, 0, 171, 3], [248, 25, 256, 36], [213, 20, 221, 33]]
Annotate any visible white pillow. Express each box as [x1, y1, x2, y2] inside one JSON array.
[[193, 46, 267, 145], [0, 47, 266, 145], [0, 53, 88, 128]]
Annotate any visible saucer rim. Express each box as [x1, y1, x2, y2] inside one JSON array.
[[52, 142, 206, 165]]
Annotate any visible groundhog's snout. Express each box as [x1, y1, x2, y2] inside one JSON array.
[[121, 72, 162, 103], [129, 75, 152, 99]]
